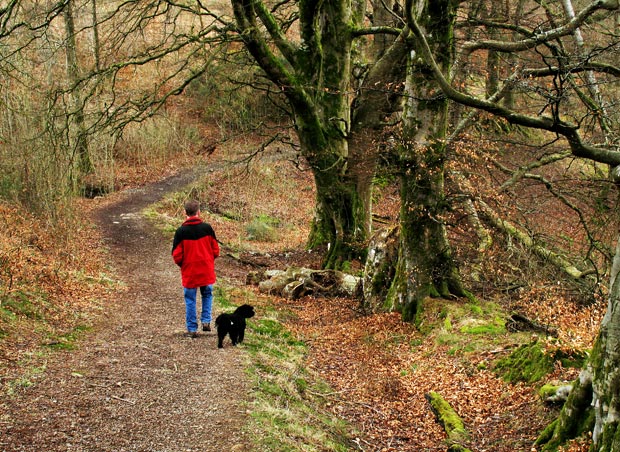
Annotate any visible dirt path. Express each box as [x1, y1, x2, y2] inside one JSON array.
[[1, 169, 252, 451]]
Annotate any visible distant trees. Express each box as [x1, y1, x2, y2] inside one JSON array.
[[0, 1, 224, 210]]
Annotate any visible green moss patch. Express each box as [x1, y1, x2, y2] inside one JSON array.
[[495, 342, 588, 384], [1, 290, 46, 321], [459, 317, 505, 335], [495, 342, 554, 383], [494, 342, 553, 383], [45, 325, 92, 351]]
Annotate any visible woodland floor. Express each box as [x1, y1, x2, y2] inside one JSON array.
[[0, 147, 603, 451]]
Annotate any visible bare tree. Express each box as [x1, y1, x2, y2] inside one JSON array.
[[0, 0, 229, 205]]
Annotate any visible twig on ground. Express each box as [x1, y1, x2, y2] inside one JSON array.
[[111, 395, 135, 404]]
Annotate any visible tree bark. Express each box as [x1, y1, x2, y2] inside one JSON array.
[[538, 238, 620, 451], [361, 225, 399, 313], [63, 0, 93, 178], [91, 0, 100, 72], [250, 267, 361, 299], [348, 31, 409, 242], [593, 243, 620, 448], [385, 0, 465, 322], [370, 0, 400, 58], [484, 1, 500, 98], [306, 141, 369, 269]]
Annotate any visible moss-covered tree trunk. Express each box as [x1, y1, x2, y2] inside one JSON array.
[[232, 0, 412, 269], [339, 31, 409, 268], [382, 0, 464, 322], [232, 0, 379, 269], [304, 134, 369, 269], [295, 0, 368, 268], [537, 238, 620, 451], [388, 140, 464, 321], [591, 239, 620, 451]]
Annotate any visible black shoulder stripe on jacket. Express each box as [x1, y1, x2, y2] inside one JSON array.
[[172, 223, 216, 252]]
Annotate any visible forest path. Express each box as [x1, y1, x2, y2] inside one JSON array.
[[1, 168, 252, 451]]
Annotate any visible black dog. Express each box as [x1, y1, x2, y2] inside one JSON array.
[[215, 304, 255, 348]]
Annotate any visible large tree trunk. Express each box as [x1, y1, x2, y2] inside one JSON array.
[[537, 238, 620, 451], [389, 139, 465, 322], [233, 0, 374, 269], [382, 0, 465, 322], [304, 134, 370, 268], [295, 0, 368, 268], [91, 0, 100, 72], [232, 0, 411, 269], [484, 1, 501, 98], [592, 240, 620, 450], [344, 32, 410, 260]]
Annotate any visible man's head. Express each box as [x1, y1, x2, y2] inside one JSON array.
[[184, 199, 200, 217]]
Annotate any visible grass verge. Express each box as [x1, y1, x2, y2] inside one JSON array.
[[217, 286, 357, 452]]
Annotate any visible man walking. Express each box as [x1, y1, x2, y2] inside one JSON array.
[[172, 200, 220, 338]]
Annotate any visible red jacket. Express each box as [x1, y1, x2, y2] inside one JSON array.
[[172, 216, 220, 288]]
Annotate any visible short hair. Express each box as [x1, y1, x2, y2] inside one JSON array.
[[184, 200, 200, 216]]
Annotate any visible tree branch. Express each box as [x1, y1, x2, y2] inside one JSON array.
[[404, 0, 620, 167], [462, 0, 620, 53], [476, 197, 591, 280], [231, 0, 315, 116], [253, 0, 298, 65], [498, 152, 573, 191], [351, 25, 402, 37]]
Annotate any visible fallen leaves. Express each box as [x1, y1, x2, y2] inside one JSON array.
[[267, 293, 592, 451], [0, 200, 118, 374]]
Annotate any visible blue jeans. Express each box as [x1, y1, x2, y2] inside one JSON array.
[[183, 285, 213, 332]]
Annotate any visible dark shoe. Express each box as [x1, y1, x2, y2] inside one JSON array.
[[202, 323, 211, 332], [185, 331, 199, 338]]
